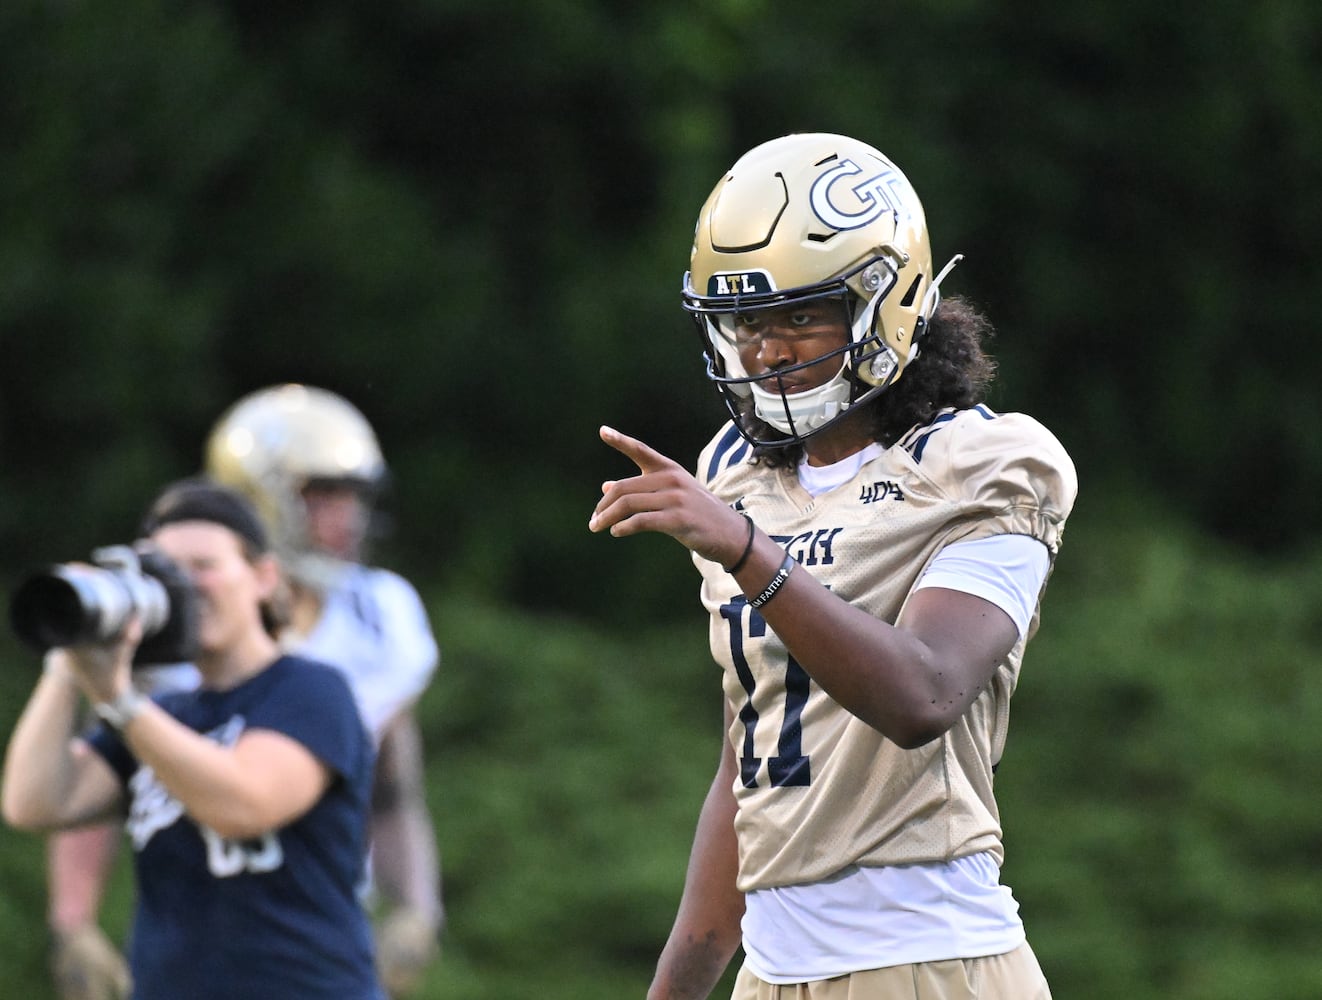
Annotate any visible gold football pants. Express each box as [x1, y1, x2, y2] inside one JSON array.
[[731, 943, 1051, 1000]]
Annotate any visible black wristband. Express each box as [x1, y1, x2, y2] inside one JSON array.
[[749, 554, 795, 609], [724, 513, 756, 574]]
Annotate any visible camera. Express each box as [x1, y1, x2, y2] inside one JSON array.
[[8, 542, 200, 665]]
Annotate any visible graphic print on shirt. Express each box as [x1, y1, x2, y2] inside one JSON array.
[[125, 714, 284, 877]]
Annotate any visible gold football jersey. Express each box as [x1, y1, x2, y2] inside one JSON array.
[[693, 405, 1077, 892]]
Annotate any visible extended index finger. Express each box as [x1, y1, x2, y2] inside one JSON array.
[[598, 425, 680, 475]]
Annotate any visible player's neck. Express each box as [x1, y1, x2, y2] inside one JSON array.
[[801, 410, 876, 467], [285, 585, 326, 641]]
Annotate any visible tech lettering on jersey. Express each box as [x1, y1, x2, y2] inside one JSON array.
[[809, 158, 916, 232], [769, 528, 842, 568]]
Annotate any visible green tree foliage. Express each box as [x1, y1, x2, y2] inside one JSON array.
[[2, 0, 1318, 620]]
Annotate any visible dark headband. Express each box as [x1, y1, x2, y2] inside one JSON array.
[[139, 477, 270, 553]]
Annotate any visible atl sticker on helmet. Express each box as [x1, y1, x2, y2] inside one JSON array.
[[809, 158, 915, 231], [707, 270, 776, 297]]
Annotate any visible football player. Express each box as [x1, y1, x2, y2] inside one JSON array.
[[207, 384, 444, 997], [590, 133, 1077, 999]]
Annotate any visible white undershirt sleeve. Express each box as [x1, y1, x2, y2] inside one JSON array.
[[915, 534, 1050, 639]]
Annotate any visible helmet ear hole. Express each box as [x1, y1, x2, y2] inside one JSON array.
[[899, 274, 923, 308]]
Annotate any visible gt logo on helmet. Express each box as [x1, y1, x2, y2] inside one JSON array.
[[809, 158, 914, 232], [707, 270, 776, 297]]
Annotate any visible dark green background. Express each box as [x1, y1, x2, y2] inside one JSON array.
[[1, 2, 1320, 997]]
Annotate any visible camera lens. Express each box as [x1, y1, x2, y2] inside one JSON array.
[[8, 544, 191, 662], [9, 565, 138, 650]]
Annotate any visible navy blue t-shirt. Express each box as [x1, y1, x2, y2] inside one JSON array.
[[88, 655, 384, 1000]]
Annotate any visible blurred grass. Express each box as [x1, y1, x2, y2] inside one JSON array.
[[2, 492, 1321, 998]]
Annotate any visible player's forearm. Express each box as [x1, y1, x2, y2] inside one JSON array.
[[759, 575, 944, 740], [648, 744, 744, 999], [370, 712, 443, 919], [47, 825, 121, 931], [732, 530, 1004, 746], [371, 802, 443, 921], [648, 877, 743, 1000], [647, 926, 740, 1000]]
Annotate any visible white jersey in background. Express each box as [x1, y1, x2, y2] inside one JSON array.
[[289, 564, 439, 742]]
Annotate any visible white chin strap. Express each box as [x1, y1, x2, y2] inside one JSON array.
[[920, 254, 965, 323], [750, 360, 853, 436]]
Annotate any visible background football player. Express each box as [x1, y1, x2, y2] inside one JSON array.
[[207, 384, 444, 997], [590, 132, 1077, 999]]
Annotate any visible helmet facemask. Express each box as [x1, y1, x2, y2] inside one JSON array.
[[689, 255, 914, 447], [297, 476, 382, 581]]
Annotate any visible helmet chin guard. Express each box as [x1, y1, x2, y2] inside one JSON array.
[[750, 362, 852, 436], [683, 133, 961, 447]]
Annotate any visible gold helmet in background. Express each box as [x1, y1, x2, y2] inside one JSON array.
[[205, 383, 385, 589], [683, 132, 963, 446]]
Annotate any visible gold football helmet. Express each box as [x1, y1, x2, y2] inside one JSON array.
[[205, 384, 385, 589], [683, 133, 963, 445]]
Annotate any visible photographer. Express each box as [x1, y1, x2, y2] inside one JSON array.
[[2, 479, 385, 1000], [34, 386, 443, 1000]]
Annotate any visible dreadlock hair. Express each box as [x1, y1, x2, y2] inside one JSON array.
[[748, 295, 998, 469]]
